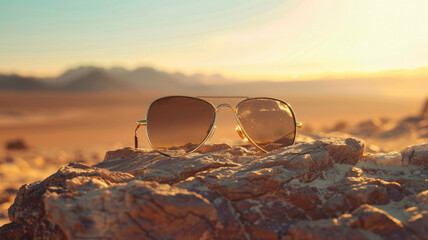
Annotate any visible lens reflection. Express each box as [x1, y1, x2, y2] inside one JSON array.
[[236, 98, 295, 151], [147, 96, 215, 156]]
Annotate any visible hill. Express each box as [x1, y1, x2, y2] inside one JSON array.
[[0, 74, 51, 91], [0, 66, 427, 98], [61, 69, 131, 92]]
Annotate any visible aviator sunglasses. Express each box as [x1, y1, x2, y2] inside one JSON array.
[[134, 96, 302, 157]]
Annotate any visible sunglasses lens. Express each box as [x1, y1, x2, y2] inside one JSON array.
[[237, 98, 296, 151], [147, 96, 215, 156]]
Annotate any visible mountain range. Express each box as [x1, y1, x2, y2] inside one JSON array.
[[0, 66, 223, 92], [1, 66, 427, 98]]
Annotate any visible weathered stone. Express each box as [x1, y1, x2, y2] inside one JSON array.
[[98, 146, 240, 184], [404, 207, 428, 239], [344, 205, 406, 237], [364, 152, 403, 166], [416, 190, 428, 210], [401, 142, 428, 168], [325, 138, 364, 165], [287, 205, 413, 240], [45, 181, 218, 240], [285, 219, 372, 240], [0, 221, 26, 239], [322, 194, 352, 218], [0, 138, 427, 239], [329, 173, 411, 214]]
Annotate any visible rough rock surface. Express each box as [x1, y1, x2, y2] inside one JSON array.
[[1, 138, 427, 239]]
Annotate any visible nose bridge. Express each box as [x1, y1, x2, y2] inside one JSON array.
[[216, 103, 237, 113]]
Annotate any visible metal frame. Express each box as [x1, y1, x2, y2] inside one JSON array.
[[134, 96, 302, 157]]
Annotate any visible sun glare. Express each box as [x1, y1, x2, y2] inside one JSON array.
[[0, 0, 427, 79]]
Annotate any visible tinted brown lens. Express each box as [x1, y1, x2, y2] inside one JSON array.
[[147, 97, 215, 156], [237, 98, 295, 151]]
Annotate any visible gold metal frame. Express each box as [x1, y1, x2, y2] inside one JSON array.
[[134, 96, 302, 157]]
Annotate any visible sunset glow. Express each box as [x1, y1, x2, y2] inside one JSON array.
[[0, 0, 427, 79]]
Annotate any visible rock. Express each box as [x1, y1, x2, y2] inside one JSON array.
[[345, 204, 405, 237], [361, 142, 428, 168], [364, 152, 403, 166], [401, 142, 428, 168], [0, 222, 26, 239], [285, 219, 370, 240], [45, 180, 217, 239], [287, 205, 411, 240], [328, 121, 349, 132], [5, 139, 28, 151], [0, 137, 427, 239], [325, 138, 364, 165], [322, 194, 352, 218], [378, 122, 417, 139], [416, 190, 428, 210], [349, 118, 384, 137], [7, 162, 134, 239], [330, 178, 391, 208], [404, 206, 428, 239], [99, 146, 241, 184], [314, 98, 428, 152]]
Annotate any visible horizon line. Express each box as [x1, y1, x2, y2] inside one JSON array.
[[1, 64, 428, 83]]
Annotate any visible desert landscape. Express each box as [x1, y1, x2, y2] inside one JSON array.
[[1, 1, 428, 238], [0, 108, 427, 238], [0, 66, 427, 238]]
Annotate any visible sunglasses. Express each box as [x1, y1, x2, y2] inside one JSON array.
[[134, 96, 302, 157]]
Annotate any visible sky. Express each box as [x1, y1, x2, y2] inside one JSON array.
[[0, 0, 427, 80]]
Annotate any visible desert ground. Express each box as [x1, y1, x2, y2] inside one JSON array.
[[0, 90, 426, 227], [0, 91, 423, 150]]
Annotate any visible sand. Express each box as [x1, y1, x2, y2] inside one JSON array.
[[0, 91, 422, 151]]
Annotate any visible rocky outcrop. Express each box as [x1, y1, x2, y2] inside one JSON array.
[[363, 142, 428, 168], [0, 138, 427, 239], [317, 99, 428, 152]]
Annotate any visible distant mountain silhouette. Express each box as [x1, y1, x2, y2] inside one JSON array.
[[61, 69, 131, 91], [189, 73, 231, 85], [107, 67, 209, 90], [46, 66, 210, 91], [1, 66, 427, 98], [0, 66, 210, 92], [0, 65, 236, 92], [54, 66, 105, 84], [109, 67, 186, 90], [0, 74, 50, 90]]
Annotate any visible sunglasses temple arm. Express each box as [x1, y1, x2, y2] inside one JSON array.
[[135, 120, 147, 148], [135, 125, 139, 148]]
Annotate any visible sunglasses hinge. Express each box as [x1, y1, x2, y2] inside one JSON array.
[[137, 120, 147, 126]]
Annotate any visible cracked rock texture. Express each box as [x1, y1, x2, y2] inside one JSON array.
[[0, 137, 427, 239]]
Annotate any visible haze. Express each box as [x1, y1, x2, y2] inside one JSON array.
[[1, 0, 427, 79]]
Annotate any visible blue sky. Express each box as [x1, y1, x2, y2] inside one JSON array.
[[1, 0, 427, 79]]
